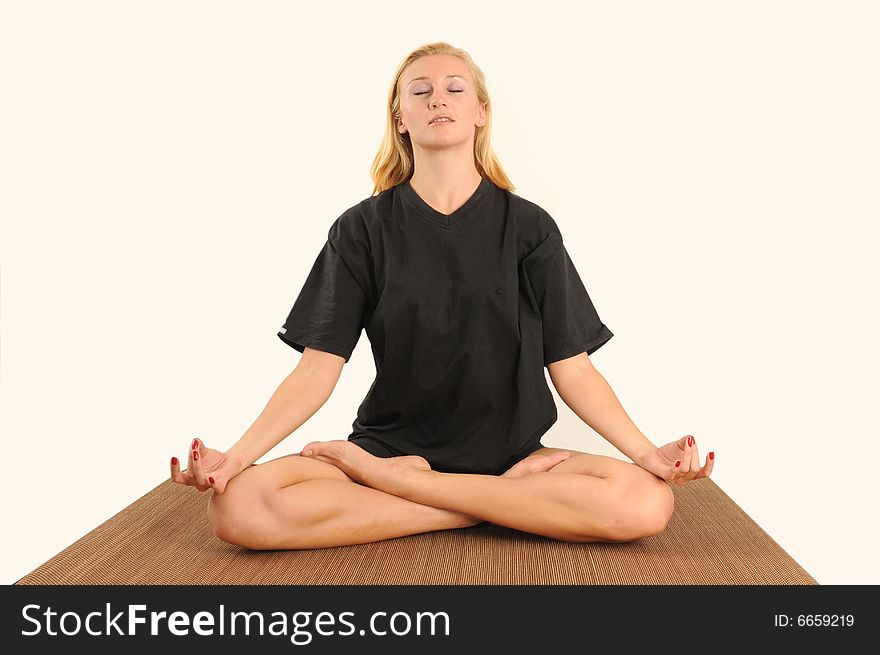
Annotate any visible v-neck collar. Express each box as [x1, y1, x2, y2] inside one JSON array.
[[400, 176, 492, 229]]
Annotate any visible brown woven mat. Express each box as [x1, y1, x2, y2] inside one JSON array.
[[15, 477, 816, 585]]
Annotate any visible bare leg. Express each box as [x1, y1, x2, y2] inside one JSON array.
[[300, 440, 675, 543], [208, 449, 573, 550]]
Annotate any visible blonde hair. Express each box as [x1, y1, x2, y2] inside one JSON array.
[[369, 41, 516, 196]]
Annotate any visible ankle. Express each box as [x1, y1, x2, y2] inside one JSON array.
[[448, 512, 484, 529]]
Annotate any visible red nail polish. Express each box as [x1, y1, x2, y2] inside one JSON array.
[[193, 451, 199, 461], [192, 439, 198, 450], [208, 476, 215, 484], [675, 461, 681, 467], [171, 456, 178, 466], [687, 436, 693, 446], [709, 452, 714, 460]]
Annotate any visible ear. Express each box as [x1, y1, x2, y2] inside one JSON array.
[[477, 102, 487, 127]]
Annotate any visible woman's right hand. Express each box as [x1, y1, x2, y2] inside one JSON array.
[[170, 438, 246, 494]]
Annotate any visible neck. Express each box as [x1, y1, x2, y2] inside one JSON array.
[[409, 153, 482, 215]]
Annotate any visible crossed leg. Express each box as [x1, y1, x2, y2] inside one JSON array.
[[208, 443, 673, 551], [486, 445, 675, 541], [208, 452, 493, 550], [300, 442, 674, 544]]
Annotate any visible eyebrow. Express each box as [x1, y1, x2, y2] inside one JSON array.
[[406, 74, 467, 86]]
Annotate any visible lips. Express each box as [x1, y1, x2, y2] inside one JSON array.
[[429, 116, 454, 125]]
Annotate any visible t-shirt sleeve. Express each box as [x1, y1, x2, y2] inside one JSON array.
[[276, 218, 370, 363], [522, 230, 614, 366]]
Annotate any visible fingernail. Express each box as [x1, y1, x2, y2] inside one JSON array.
[[687, 436, 693, 446], [303, 450, 313, 457], [675, 461, 681, 467], [171, 456, 178, 466], [208, 476, 215, 484], [192, 439, 198, 450], [709, 452, 714, 460], [193, 451, 200, 461]]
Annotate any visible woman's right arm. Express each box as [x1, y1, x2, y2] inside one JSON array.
[[225, 347, 346, 471]]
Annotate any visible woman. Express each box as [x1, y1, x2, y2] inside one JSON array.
[[170, 42, 714, 550]]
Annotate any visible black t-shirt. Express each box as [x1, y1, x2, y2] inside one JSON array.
[[277, 176, 613, 475]]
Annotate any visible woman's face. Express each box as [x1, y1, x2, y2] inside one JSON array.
[[397, 54, 486, 150]]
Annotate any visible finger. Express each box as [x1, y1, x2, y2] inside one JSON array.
[[682, 437, 698, 481], [687, 436, 700, 480], [679, 437, 692, 476], [170, 456, 184, 483], [188, 438, 207, 488], [691, 450, 714, 480], [191, 446, 207, 487], [675, 458, 689, 485], [669, 459, 681, 484], [187, 440, 196, 473], [175, 456, 196, 486], [702, 451, 715, 478], [675, 460, 688, 485], [688, 436, 697, 476], [191, 437, 210, 487]]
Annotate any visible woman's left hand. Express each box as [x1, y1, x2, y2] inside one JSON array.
[[633, 435, 714, 485]]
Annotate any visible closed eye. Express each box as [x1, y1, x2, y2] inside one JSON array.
[[414, 90, 463, 95]]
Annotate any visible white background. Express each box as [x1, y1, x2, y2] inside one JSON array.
[[2, 0, 878, 585]]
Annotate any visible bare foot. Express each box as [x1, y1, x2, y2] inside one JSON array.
[[500, 451, 573, 478], [301, 440, 493, 528], [300, 439, 432, 495]]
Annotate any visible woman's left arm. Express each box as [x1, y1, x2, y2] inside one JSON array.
[[548, 353, 714, 483], [548, 353, 656, 462]]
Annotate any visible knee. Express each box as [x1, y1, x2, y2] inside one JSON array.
[[207, 478, 274, 551], [612, 470, 675, 541]]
